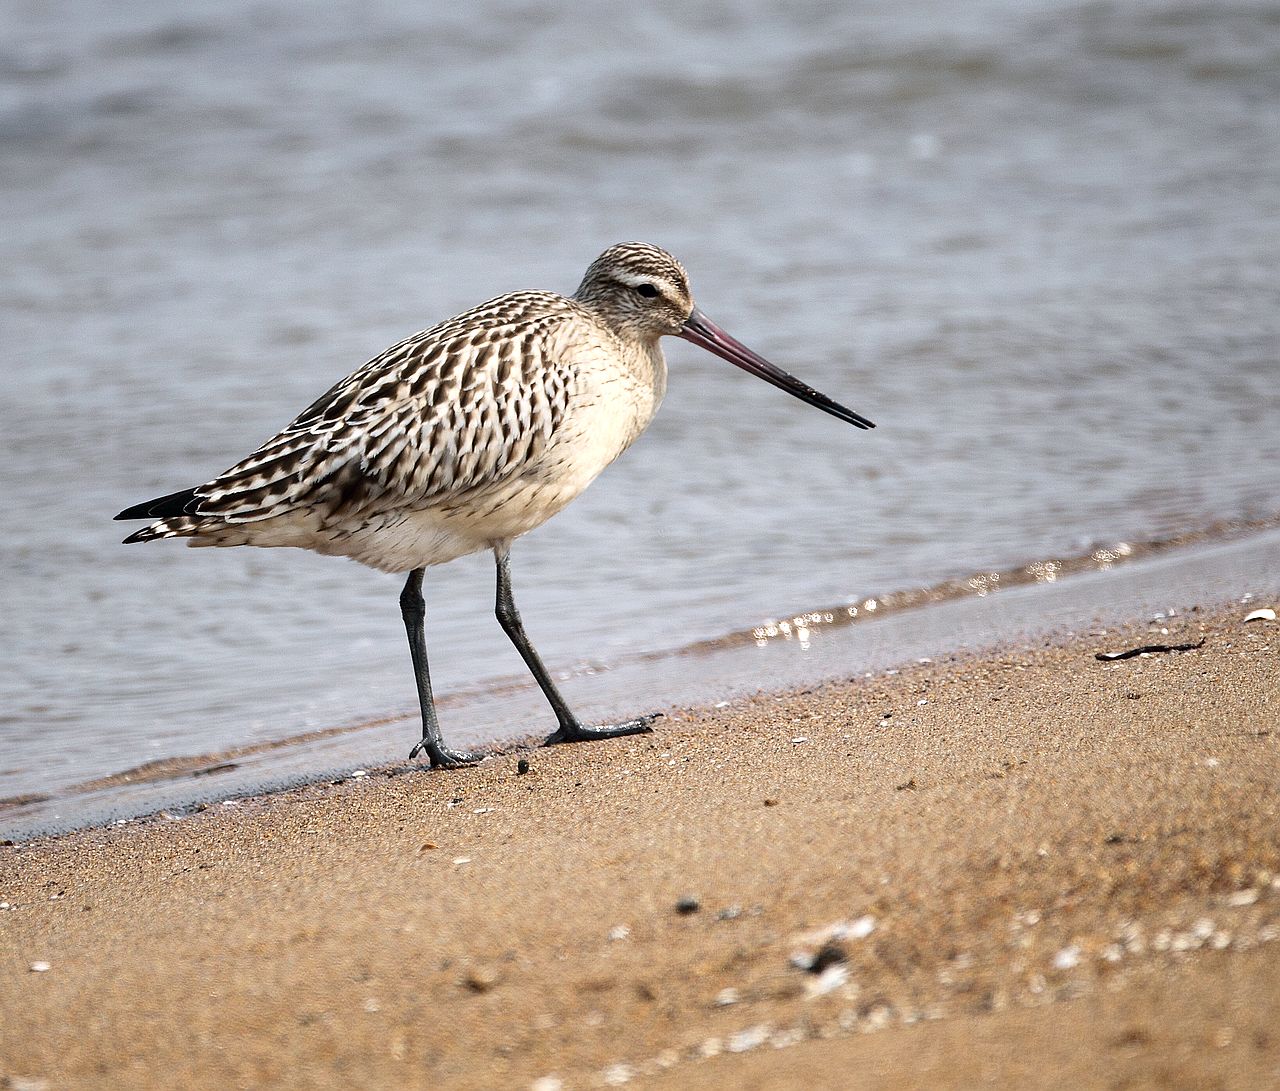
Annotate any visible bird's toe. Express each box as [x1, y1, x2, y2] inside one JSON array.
[[543, 714, 660, 747], [409, 739, 485, 769]]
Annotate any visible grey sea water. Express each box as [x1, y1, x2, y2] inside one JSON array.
[[3, 0, 1278, 809]]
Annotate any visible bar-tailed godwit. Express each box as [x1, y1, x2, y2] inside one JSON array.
[[117, 243, 875, 767]]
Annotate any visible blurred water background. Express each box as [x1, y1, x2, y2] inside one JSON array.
[[3, 0, 1278, 805]]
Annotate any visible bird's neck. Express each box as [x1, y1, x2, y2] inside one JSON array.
[[610, 330, 667, 406], [643, 338, 668, 407]]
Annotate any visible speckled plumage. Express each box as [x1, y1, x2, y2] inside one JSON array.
[[121, 245, 682, 572]]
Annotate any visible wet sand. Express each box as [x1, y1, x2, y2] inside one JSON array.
[[2, 603, 1278, 1089]]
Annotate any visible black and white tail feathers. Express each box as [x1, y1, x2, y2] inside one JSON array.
[[115, 487, 201, 544]]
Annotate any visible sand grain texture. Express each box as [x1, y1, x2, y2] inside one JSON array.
[[2, 607, 1278, 1089]]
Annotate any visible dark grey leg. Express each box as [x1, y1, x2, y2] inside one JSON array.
[[493, 547, 657, 747], [402, 569, 483, 768]]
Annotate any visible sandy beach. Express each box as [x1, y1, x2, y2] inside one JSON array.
[[2, 602, 1278, 1089]]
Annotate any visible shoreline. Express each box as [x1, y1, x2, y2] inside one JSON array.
[[6, 518, 1280, 842], [2, 600, 1278, 1088]]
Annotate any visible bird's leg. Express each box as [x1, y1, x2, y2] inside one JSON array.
[[401, 569, 483, 768], [492, 547, 657, 746]]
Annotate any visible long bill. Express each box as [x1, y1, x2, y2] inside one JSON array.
[[678, 306, 875, 430]]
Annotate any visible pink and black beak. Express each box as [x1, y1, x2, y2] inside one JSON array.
[[679, 307, 875, 430]]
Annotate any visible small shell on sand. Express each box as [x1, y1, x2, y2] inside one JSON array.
[[806, 963, 850, 997], [726, 1025, 771, 1052], [1052, 946, 1081, 970]]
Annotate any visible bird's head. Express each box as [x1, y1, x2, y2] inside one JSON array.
[[573, 242, 693, 340], [575, 241, 875, 430]]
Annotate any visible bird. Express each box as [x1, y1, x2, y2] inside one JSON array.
[[116, 243, 875, 768]]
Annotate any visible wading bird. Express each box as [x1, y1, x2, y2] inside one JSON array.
[[117, 243, 875, 767]]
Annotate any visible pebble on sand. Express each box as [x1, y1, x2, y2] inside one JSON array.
[[463, 965, 501, 993]]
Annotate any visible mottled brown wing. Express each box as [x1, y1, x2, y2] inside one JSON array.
[[190, 293, 575, 524]]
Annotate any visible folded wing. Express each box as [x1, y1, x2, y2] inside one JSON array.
[[118, 294, 576, 538]]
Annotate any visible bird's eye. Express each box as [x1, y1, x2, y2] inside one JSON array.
[[635, 283, 659, 298]]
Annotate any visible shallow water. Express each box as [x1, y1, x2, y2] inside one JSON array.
[[3, 0, 1279, 801]]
